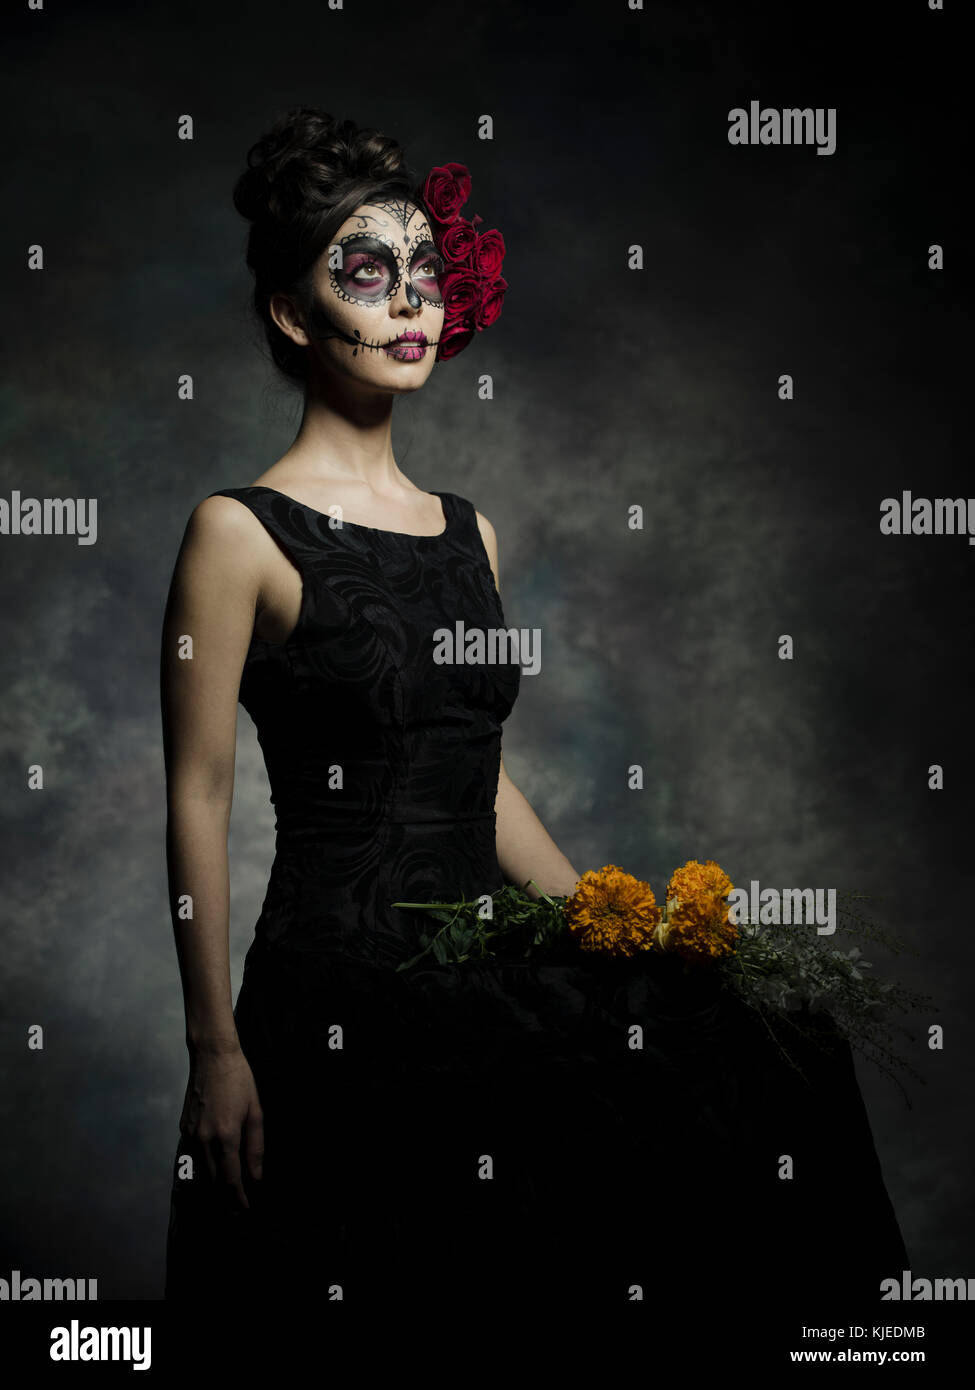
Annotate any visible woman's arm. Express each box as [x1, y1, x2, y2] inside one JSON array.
[[494, 756, 580, 898], [161, 496, 259, 1048], [475, 510, 581, 900], [160, 494, 268, 1204]]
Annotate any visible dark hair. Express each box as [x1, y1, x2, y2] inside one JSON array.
[[233, 106, 427, 385]]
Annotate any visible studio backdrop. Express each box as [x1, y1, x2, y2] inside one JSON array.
[[0, 0, 969, 1339]]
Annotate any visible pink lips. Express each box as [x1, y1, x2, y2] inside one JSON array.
[[384, 330, 428, 361]]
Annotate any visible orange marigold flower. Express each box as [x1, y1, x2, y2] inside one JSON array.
[[657, 858, 739, 964], [563, 865, 662, 957]]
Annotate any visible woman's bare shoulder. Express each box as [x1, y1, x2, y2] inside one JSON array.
[[470, 505, 501, 589], [186, 490, 254, 528], [179, 491, 270, 552], [171, 493, 274, 595], [471, 506, 498, 550]]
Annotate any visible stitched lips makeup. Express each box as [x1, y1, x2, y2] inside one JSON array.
[[384, 330, 428, 361]]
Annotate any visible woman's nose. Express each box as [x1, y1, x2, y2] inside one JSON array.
[[391, 275, 422, 314]]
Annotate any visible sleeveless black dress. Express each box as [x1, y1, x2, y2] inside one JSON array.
[[164, 484, 908, 1312]]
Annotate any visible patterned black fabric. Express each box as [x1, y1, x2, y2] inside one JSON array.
[[164, 485, 908, 1311]]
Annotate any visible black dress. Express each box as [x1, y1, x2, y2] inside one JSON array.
[[165, 484, 908, 1313]]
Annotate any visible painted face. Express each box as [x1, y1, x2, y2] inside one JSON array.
[[330, 199, 445, 312], [299, 199, 445, 386]]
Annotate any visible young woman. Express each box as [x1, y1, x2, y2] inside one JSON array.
[[163, 106, 908, 1311]]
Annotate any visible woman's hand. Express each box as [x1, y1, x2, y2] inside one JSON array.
[[179, 1044, 264, 1210]]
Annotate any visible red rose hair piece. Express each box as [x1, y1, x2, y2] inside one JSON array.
[[416, 162, 507, 361]]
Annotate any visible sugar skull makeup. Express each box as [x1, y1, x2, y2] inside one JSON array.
[[330, 199, 445, 310], [298, 199, 446, 369]]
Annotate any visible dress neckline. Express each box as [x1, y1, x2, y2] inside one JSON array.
[[246, 485, 452, 540]]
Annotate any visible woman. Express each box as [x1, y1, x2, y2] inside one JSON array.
[[163, 106, 907, 1312]]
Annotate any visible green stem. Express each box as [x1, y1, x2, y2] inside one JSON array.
[[392, 900, 468, 910], [523, 878, 562, 908]]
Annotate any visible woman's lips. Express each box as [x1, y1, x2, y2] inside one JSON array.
[[384, 335, 428, 361]]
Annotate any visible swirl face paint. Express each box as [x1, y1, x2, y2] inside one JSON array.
[[331, 202, 445, 310], [301, 201, 446, 364]]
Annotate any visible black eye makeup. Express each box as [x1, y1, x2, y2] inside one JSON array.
[[330, 237, 401, 305], [408, 241, 445, 306], [329, 234, 445, 308]]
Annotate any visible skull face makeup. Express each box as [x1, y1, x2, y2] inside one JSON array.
[[278, 199, 446, 391], [330, 199, 445, 311]]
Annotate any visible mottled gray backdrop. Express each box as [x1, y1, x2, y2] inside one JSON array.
[[1, 0, 969, 1299]]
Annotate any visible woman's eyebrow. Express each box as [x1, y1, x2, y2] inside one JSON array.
[[338, 233, 398, 253], [405, 231, 438, 255]]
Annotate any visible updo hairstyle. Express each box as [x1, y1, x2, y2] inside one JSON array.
[[233, 106, 427, 384]]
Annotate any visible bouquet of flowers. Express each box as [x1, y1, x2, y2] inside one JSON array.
[[392, 860, 933, 1104]]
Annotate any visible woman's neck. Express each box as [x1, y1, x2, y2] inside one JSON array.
[[283, 370, 400, 487]]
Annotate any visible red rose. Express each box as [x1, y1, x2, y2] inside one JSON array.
[[437, 321, 476, 361], [475, 276, 507, 329], [471, 228, 505, 281], [439, 217, 477, 264], [416, 161, 508, 359], [420, 163, 471, 225], [440, 266, 481, 318]]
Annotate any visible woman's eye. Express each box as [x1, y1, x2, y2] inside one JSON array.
[[352, 261, 383, 282], [411, 258, 444, 297]]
